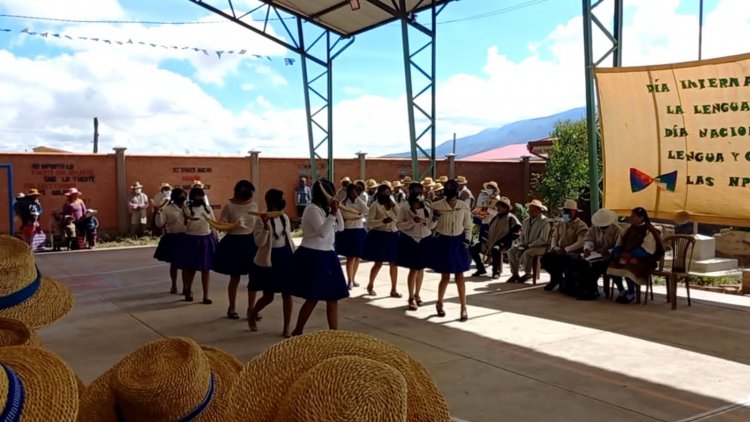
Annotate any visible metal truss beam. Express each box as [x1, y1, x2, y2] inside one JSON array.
[[187, 0, 354, 181], [582, 0, 623, 212], [369, 0, 449, 181]]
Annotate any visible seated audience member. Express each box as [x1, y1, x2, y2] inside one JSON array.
[[564, 208, 622, 300], [541, 200, 589, 292], [607, 207, 664, 304], [506, 199, 551, 283], [470, 197, 521, 279]]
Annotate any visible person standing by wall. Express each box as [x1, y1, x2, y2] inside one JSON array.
[[62, 187, 86, 250], [128, 182, 149, 237], [294, 177, 312, 223]]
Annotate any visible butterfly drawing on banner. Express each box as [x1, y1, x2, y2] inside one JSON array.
[[630, 168, 678, 193]]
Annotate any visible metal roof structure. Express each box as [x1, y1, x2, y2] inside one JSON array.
[[261, 0, 451, 37]]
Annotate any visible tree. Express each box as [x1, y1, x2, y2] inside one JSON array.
[[533, 118, 598, 215]]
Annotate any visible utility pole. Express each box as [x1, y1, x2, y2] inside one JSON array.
[[93, 117, 99, 153]]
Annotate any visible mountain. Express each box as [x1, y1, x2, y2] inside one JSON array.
[[384, 106, 585, 158]]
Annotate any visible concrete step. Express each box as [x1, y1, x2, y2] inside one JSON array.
[[663, 256, 738, 273], [691, 234, 717, 260]]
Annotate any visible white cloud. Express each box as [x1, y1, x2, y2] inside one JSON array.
[[0, 0, 748, 158]]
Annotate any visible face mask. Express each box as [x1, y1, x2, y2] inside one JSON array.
[[562, 214, 571, 223], [377, 194, 390, 204], [134, 189, 142, 194], [444, 188, 458, 199]]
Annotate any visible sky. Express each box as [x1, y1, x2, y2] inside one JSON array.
[[0, 0, 748, 157]]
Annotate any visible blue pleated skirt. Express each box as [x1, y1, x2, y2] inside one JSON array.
[[172, 233, 217, 272], [335, 228, 367, 258], [396, 235, 431, 270], [249, 246, 295, 293], [213, 234, 257, 276], [154, 232, 184, 263], [362, 230, 399, 263], [426, 234, 471, 274], [290, 247, 349, 301]]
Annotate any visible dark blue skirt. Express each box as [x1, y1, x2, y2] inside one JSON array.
[[396, 235, 431, 270], [249, 246, 294, 293], [335, 228, 366, 258], [172, 234, 217, 272], [427, 234, 471, 274], [362, 230, 399, 263], [214, 234, 257, 276], [153, 233, 184, 263], [289, 247, 349, 301]]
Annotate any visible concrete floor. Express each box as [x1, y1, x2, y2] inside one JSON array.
[[35, 246, 750, 422]]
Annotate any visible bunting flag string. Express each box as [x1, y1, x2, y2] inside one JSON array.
[[0, 27, 296, 65]]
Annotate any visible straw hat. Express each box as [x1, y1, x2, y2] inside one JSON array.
[[0, 236, 74, 328], [225, 330, 450, 421], [26, 188, 41, 196], [591, 208, 618, 227], [130, 181, 143, 189], [365, 179, 378, 189], [14, 193, 25, 200], [483, 181, 500, 192], [558, 199, 582, 211], [421, 177, 435, 188], [160, 182, 172, 190], [391, 180, 403, 188], [340, 176, 351, 183], [79, 337, 241, 422], [436, 175, 448, 183], [275, 356, 408, 421], [401, 176, 413, 184], [496, 196, 512, 210], [0, 346, 80, 421], [456, 176, 468, 185], [381, 180, 392, 189], [433, 182, 444, 192], [192, 180, 205, 188], [64, 187, 82, 196], [525, 199, 548, 212], [0, 317, 40, 347]]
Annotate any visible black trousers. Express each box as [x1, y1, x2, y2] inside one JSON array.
[[470, 234, 518, 274], [565, 256, 612, 296], [540, 252, 576, 288]]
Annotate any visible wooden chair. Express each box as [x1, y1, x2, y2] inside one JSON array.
[[655, 235, 696, 310], [530, 255, 542, 285]]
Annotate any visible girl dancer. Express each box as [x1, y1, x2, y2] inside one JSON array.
[[397, 182, 436, 310], [153, 188, 187, 294], [247, 189, 295, 336], [289, 180, 349, 336], [429, 179, 473, 321], [173, 187, 217, 304], [363, 184, 401, 298], [335, 183, 369, 289], [214, 180, 257, 320]]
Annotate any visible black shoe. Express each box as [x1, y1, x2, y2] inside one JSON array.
[[472, 270, 487, 277], [492, 273, 500, 280], [544, 281, 558, 291]]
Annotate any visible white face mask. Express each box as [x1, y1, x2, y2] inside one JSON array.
[[134, 188, 142, 194]]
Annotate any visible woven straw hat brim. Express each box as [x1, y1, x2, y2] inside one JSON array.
[[275, 356, 408, 422], [0, 318, 40, 347], [0, 346, 79, 421], [79, 344, 241, 422], [225, 330, 450, 422], [0, 275, 74, 329]]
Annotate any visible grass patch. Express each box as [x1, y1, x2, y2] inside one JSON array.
[[96, 235, 160, 249]]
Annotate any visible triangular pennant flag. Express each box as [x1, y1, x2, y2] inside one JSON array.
[[655, 171, 678, 192], [20, 28, 29, 34], [630, 168, 678, 193]]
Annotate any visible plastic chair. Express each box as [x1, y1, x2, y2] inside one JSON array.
[[656, 235, 696, 310]]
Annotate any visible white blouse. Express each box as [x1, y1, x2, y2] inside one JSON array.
[[300, 204, 344, 251], [220, 201, 258, 235], [184, 205, 216, 236], [155, 204, 186, 234], [397, 205, 435, 242], [431, 198, 472, 240], [366, 202, 398, 232], [340, 197, 369, 229]]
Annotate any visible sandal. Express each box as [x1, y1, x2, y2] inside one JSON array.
[[282, 331, 291, 338], [460, 309, 468, 322], [170, 286, 178, 294], [390, 291, 403, 298], [436, 302, 446, 318], [352, 281, 361, 287], [202, 298, 213, 305], [248, 318, 258, 332], [366, 285, 376, 296], [256, 313, 263, 321], [184, 292, 194, 302], [407, 298, 418, 311], [227, 310, 240, 320], [415, 296, 423, 306]]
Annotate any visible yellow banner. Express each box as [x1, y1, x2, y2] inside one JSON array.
[[596, 52, 750, 226]]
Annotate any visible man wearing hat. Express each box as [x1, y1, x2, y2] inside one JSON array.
[[506, 199, 552, 283], [565, 208, 623, 300], [337, 177, 351, 202], [470, 196, 521, 279], [476, 181, 499, 209], [128, 181, 149, 237], [456, 176, 475, 209], [26, 188, 43, 216], [421, 177, 435, 204], [391, 180, 405, 204], [365, 179, 378, 206], [540, 199, 589, 292], [151, 183, 172, 235]]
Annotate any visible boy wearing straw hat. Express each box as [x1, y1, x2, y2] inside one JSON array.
[[471, 197, 521, 279], [506, 199, 552, 283], [336, 176, 351, 202], [128, 181, 149, 237], [456, 176, 475, 209], [540, 199, 589, 293]]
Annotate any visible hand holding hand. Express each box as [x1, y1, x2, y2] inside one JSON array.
[[413, 216, 422, 223], [383, 217, 393, 224]]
